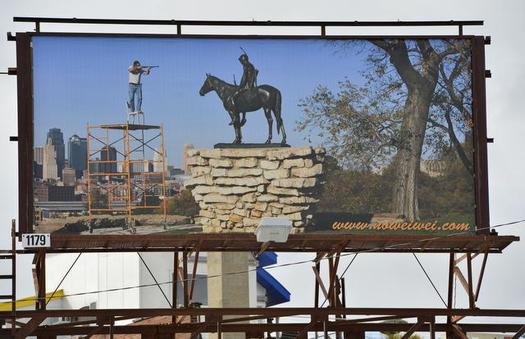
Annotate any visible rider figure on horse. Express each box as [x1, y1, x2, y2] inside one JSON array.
[[229, 49, 258, 126]]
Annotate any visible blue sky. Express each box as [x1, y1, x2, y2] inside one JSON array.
[[32, 36, 368, 167]]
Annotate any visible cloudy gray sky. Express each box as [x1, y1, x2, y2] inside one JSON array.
[[1, 0, 524, 325]]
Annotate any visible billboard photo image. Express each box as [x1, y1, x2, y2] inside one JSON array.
[[27, 35, 481, 236]]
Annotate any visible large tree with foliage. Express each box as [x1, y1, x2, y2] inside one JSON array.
[[297, 39, 472, 221]]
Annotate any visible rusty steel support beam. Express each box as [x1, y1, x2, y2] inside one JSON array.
[[6, 307, 525, 319], [183, 251, 189, 308], [401, 320, 423, 339], [312, 265, 329, 301], [314, 259, 320, 308], [512, 325, 525, 339], [475, 251, 489, 301], [466, 253, 475, 309], [447, 252, 455, 336], [429, 317, 436, 339], [189, 250, 200, 302], [14, 315, 45, 339], [172, 250, 179, 324], [36, 250, 46, 310], [6, 321, 525, 337]]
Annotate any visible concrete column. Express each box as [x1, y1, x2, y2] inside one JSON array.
[[207, 251, 251, 339]]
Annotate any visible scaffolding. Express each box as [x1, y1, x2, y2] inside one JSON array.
[[86, 123, 167, 231]]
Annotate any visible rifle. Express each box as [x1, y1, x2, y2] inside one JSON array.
[[141, 65, 159, 71]]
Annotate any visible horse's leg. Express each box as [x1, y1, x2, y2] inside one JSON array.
[[279, 118, 287, 145], [232, 111, 242, 144], [263, 107, 273, 144], [271, 92, 287, 145], [240, 112, 247, 127]]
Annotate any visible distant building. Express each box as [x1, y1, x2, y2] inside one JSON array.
[[68, 135, 87, 178], [168, 166, 184, 178], [34, 181, 49, 202], [182, 144, 194, 175], [46, 128, 65, 178], [153, 147, 167, 174], [34, 146, 44, 165], [33, 162, 43, 179], [100, 146, 117, 174], [62, 167, 76, 186], [43, 137, 58, 181], [48, 185, 76, 201]]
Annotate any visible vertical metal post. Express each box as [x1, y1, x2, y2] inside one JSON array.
[[314, 259, 320, 308], [429, 318, 436, 339], [183, 251, 189, 308], [86, 125, 92, 226], [446, 253, 455, 339], [38, 250, 46, 310], [11, 220, 16, 335], [328, 257, 334, 307], [466, 253, 475, 309], [172, 251, 179, 324], [475, 251, 488, 301], [159, 125, 167, 225]]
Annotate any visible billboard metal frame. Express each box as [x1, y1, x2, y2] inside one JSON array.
[[13, 18, 492, 237], [4, 17, 517, 339]]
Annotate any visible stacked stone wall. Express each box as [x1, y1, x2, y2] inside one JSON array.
[[184, 147, 325, 233]]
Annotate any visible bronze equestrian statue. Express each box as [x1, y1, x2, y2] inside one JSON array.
[[199, 52, 287, 145]]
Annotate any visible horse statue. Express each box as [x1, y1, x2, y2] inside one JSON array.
[[199, 74, 287, 145]]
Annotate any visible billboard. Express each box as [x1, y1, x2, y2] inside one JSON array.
[[16, 33, 489, 237]]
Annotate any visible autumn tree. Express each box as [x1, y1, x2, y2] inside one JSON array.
[[297, 39, 472, 221]]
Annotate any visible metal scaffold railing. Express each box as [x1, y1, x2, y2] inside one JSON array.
[[86, 123, 167, 231]]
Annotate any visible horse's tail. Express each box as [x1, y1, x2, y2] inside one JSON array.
[[274, 90, 282, 135]]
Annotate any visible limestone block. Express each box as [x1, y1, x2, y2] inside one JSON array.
[[209, 158, 234, 168], [191, 166, 211, 176], [243, 218, 259, 227], [187, 149, 200, 157], [282, 158, 305, 169], [213, 203, 236, 210], [184, 175, 213, 187], [254, 202, 268, 212], [199, 149, 222, 159], [215, 177, 267, 187], [282, 205, 309, 214], [291, 164, 323, 178], [267, 147, 313, 160], [279, 196, 319, 205], [229, 214, 243, 223], [211, 168, 228, 177], [257, 194, 279, 202], [241, 193, 257, 203], [260, 160, 280, 170], [263, 169, 289, 180], [221, 148, 269, 158], [186, 156, 208, 166], [227, 168, 263, 177], [267, 186, 300, 196], [234, 158, 258, 168], [203, 194, 238, 204], [271, 178, 317, 188]]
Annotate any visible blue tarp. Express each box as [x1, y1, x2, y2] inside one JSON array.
[[256, 252, 291, 306]]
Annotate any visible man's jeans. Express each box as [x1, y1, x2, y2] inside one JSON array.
[[128, 83, 142, 113]]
